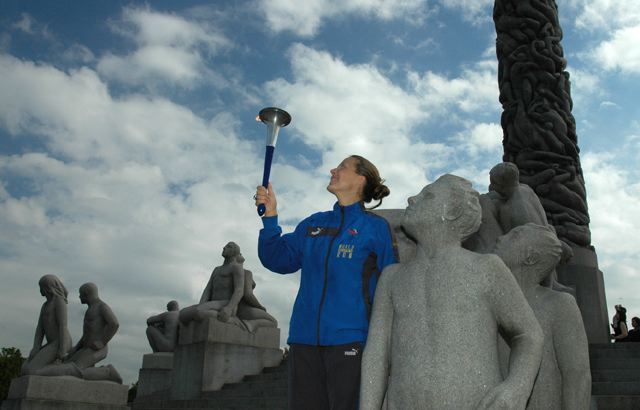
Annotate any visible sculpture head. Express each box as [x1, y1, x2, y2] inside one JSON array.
[[489, 162, 519, 199], [167, 300, 179, 311], [402, 174, 481, 243], [79, 282, 99, 304], [38, 274, 68, 303], [495, 223, 562, 286], [221, 242, 241, 258]]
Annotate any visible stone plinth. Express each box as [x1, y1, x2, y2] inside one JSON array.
[[557, 246, 609, 344], [1, 375, 128, 410], [135, 352, 173, 399], [169, 318, 282, 400]]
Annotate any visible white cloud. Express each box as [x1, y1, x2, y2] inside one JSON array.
[[437, 0, 493, 25], [589, 25, 640, 74], [452, 122, 502, 158], [569, 0, 640, 33], [97, 7, 231, 87], [258, 0, 429, 37]]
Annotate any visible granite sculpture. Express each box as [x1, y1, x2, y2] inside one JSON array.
[[495, 223, 591, 409], [179, 242, 277, 332], [146, 300, 180, 352], [21, 274, 73, 375], [148, 242, 282, 401], [494, 0, 590, 247], [32, 282, 122, 383], [361, 174, 544, 410]]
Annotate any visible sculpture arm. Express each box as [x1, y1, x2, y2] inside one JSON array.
[[476, 257, 543, 410], [146, 312, 166, 326], [29, 306, 45, 358], [54, 297, 69, 359], [360, 264, 397, 410], [553, 295, 591, 409], [93, 302, 119, 349], [219, 264, 245, 321]]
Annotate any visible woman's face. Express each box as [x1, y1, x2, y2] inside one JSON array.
[[327, 157, 365, 198]]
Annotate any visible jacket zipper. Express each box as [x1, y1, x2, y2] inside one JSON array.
[[316, 206, 345, 345]]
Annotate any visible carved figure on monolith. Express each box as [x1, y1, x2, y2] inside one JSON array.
[[21, 274, 73, 375], [360, 174, 544, 410], [495, 224, 591, 409], [179, 242, 277, 332], [33, 282, 122, 383], [146, 300, 180, 352]]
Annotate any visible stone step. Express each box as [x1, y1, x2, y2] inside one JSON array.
[[592, 395, 640, 410], [592, 381, 640, 396], [592, 368, 640, 382], [590, 356, 640, 370], [590, 344, 640, 360]]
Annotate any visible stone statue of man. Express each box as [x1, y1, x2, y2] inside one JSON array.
[[180, 242, 277, 332], [495, 223, 591, 409], [360, 174, 543, 410], [146, 300, 180, 352]]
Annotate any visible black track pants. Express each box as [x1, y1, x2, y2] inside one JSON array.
[[288, 343, 363, 410]]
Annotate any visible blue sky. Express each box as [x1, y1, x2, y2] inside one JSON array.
[[1, 0, 639, 386]]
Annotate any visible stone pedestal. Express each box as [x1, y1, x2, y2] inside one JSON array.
[[135, 352, 173, 399], [1, 375, 128, 410], [557, 246, 610, 344], [169, 318, 282, 400]]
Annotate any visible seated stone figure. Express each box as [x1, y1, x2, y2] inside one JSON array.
[[34, 282, 122, 383], [22, 275, 73, 375], [360, 174, 544, 410], [180, 242, 277, 333], [146, 300, 180, 352], [495, 224, 591, 409]]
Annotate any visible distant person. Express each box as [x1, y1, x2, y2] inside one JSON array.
[[627, 317, 640, 342], [146, 300, 180, 352], [611, 304, 628, 342]]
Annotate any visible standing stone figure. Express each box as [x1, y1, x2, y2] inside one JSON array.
[[21, 274, 73, 375], [146, 300, 180, 352], [360, 175, 543, 410], [495, 224, 591, 409], [34, 282, 122, 383], [180, 242, 277, 332]]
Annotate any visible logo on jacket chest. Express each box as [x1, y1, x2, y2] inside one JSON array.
[[336, 243, 355, 259]]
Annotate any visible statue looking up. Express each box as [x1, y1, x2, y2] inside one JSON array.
[[146, 300, 179, 352], [180, 242, 277, 332], [22, 274, 73, 375], [495, 224, 591, 409], [360, 175, 543, 410]]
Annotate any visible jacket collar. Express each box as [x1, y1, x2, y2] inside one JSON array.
[[332, 201, 365, 217]]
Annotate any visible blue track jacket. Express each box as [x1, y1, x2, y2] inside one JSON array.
[[259, 201, 398, 346]]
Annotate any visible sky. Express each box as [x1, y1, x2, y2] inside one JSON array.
[[1, 0, 639, 387]]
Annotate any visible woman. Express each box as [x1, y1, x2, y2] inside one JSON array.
[[22, 274, 73, 375], [627, 317, 640, 342], [255, 155, 397, 410], [611, 304, 629, 342]]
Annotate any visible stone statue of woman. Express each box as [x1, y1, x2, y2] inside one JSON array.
[[22, 274, 73, 375]]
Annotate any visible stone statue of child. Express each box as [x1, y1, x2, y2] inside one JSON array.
[[495, 223, 591, 409], [360, 174, 544, 410], [34, 282, 122, 383], [180, 242, 277, 332], [488, 162, 574, 292], [146, 300, 180, 352], [22, 274, 73, 375]]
